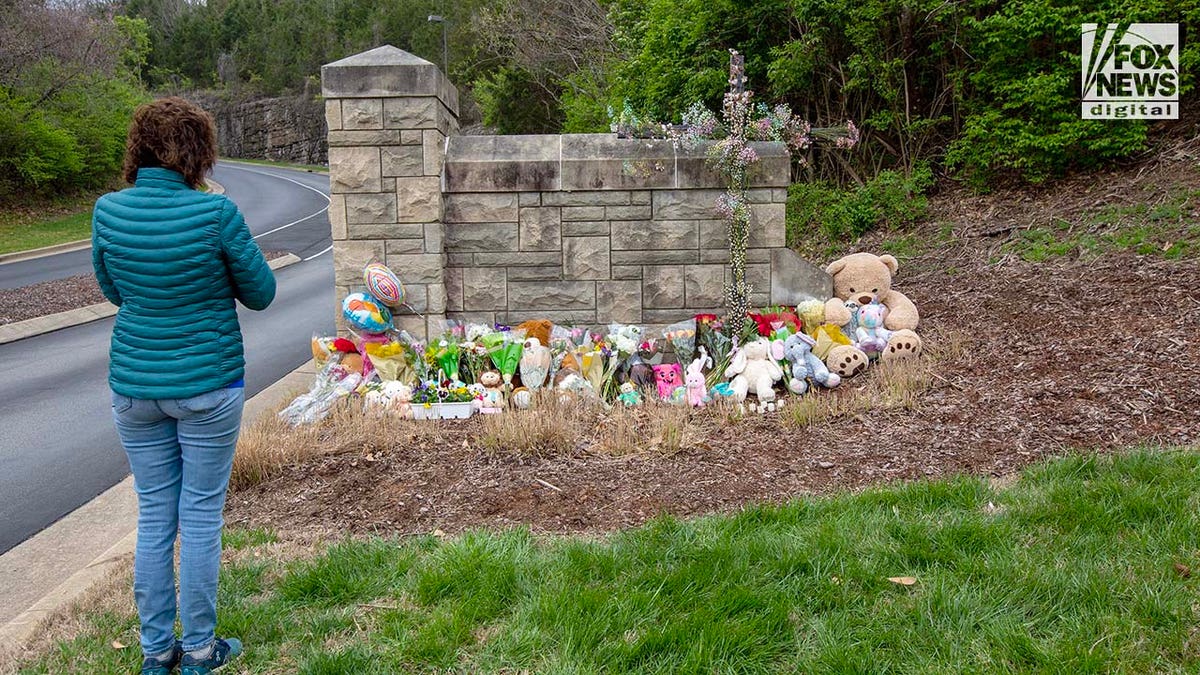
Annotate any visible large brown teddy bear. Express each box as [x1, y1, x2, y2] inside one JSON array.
[[822, 252, 923, 377]]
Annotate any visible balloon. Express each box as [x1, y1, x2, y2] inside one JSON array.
[[363, 263, 405, 308], [342, 292, 393, 333]]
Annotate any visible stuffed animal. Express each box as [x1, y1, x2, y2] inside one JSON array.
[[783, 333, 841, 395], [618, 382, 643, 407], [685, 347, 712, 407], [516, 319, 553, 352], [478, 369, 505, 413], [652, 362, 684, 401], [616, 352, 656, 390], [364, 381, 413, 418], [724, 338, 785, 403], [821, 252, 923, 376], [510, 387, 533, 410], [855, 302, 891, 358]]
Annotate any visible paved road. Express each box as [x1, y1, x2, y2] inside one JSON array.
[[0, 162, 332, 289], [0, 162, 335, 553]]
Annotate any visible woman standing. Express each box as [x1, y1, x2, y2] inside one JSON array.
[[92, 97, 275, 674]]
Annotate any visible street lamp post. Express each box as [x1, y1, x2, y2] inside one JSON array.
[[427, 15, 448, 74]]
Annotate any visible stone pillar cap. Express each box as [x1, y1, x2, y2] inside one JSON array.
[[321, 45, 459, 115]]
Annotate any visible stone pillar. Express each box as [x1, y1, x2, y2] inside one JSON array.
[[321, 45, 459, 338]]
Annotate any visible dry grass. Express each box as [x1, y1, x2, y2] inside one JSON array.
[[785, 329, 965, 428], [477, 390, 702, 457]]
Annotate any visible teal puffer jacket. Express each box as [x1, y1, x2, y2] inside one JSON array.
[[92, 167, 276, 400]]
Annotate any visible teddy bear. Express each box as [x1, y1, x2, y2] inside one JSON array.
[[724, 338, 785, 403], [478, 369, 505, 413], [821, 252, 923, 376]]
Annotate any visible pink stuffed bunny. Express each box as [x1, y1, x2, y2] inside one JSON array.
[[685, 346, 712, 407]]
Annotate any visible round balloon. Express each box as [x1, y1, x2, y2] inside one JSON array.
[[363, 263, 405, 308], [342, 292, 393, 333]]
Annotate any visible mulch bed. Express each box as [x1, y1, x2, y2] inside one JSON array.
[[0, 250, 290, 325], [227, 156, 1200, 539]]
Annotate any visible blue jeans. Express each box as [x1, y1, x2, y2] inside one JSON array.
[[111, 386, 244, 656]]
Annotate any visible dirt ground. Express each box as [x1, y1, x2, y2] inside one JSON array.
[[226, 152, 1200, 539]]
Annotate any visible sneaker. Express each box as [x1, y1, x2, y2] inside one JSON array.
[[140, 643, 182, 674], [180, 638, 242, 674]]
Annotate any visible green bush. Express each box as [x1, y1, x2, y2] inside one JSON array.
[[787, 164, 934, 245]]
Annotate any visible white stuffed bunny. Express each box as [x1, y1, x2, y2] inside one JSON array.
[[723, 338, 784, 403]]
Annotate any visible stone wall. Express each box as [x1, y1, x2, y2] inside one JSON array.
[[440, 135, 811, 326], [322, 46, 829, 338], [190, 92, 327, 165]]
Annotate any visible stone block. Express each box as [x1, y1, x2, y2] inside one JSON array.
[[652, 189, 723, 219], [333, 240, 384, 282], [423, 130, 444, 176], [746, 188, 774, 203], [447, 311, 497, 326], [474, 251, 561, 267], [562, 206, 605, 221], [444, 193, 518, 223], [349, 222, 422, 240], [519, 207, 561, 252], [631, 191, 652, 205], [498, 309, 596, 325], [519, 192, 541, 206], [341, 98, 382, 129], [611, 249, 699, 265], [770, 248, 832, 305], [381, 145, 423, 177], [328, 147, 381, 193], [563, 237, 610, 280], [328, 195, 347, 240], [328, 130, 401, 146], [445, 267, 464, 312], [463, 267, 506, 311], [396, 176, 441, 222], [605, 205, 652, 220], [676, 140, 789, 188], [751, 203, 786, 248], [428, 284, 447, 313], [684, 265, 725, 308], [423, 223, 443, 254], [700, 248, 729, 264], [399, 284, 429, 312], [506, 266, 563, 281], [611, 265, 642, 280], [384, 253, 445, 285], [542, 190, 631, 207], [447, 253, 473, 266], [382, 97, 439, 129], [560, 134, 674, 190], [643, 266, 684, 309], [325, 99, 343, 131], [444, 222, 518, 252], [773, 188, 789, 202], [345, 193, 396, 224], [642, 309, 701, 325], [610, 220, 697, 251], [507, 281, 595, 310], [597, 280, 642, 323], [443, 135, 559, 192], [384, 237, 424, 255], [562, 220, 609, 237], [748, 249, 772, 263], [321, 46, 459, 116], [401, 130, 423, 145]]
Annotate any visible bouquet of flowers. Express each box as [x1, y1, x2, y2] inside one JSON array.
[[482, 328, 526, 390], [663, 319, 697, 364], [696, 313, 734, 387]]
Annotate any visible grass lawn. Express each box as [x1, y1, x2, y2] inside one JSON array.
[[0, 202, 95, 256], [13, 449, 1200, 674]]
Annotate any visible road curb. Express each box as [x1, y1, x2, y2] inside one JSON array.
[[0, 359, 318, 658], [0, 253, 302, 346], [0, 239, 92, 266]]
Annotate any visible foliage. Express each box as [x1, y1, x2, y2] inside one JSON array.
[[0, 6, 150, 197], [15, 449, 1200, 673], [787, 163, 935, 245]]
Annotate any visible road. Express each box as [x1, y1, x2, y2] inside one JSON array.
[[0, 162, 335, 553]]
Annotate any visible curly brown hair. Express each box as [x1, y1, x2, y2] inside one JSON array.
[[123, 97, 218, 189]]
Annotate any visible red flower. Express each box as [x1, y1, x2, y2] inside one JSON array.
[[695, 313, 718, 324], [747, 310, 801, 337], [332, 338, 358, 353]]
